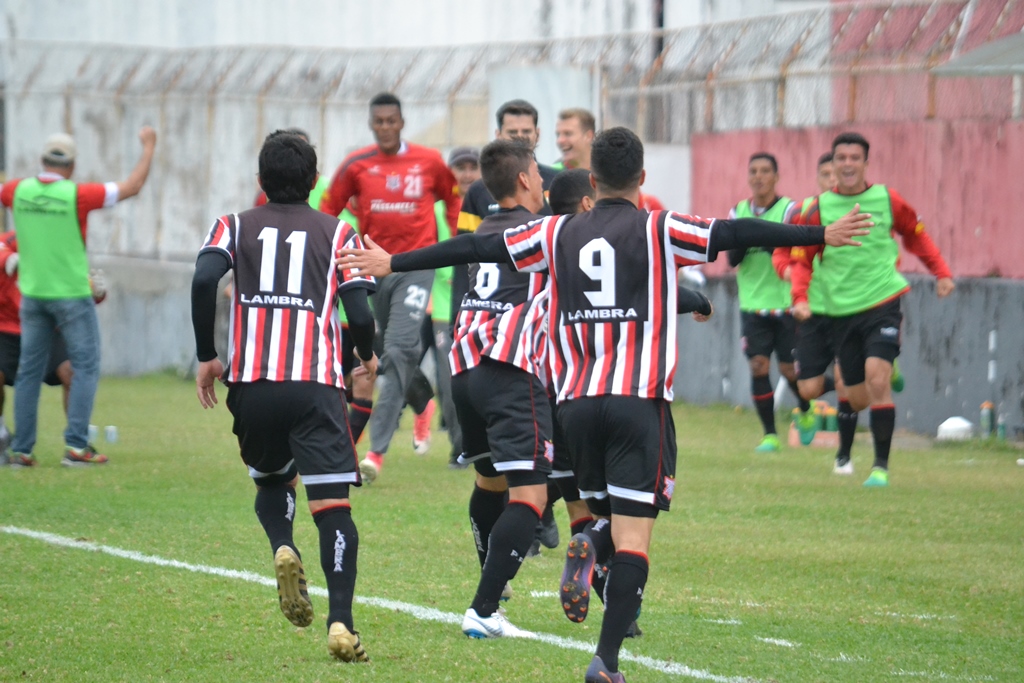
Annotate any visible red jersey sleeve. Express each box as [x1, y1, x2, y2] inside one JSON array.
[[771, 247, 792, 280], [786, 198, 822, 305], [320, 157, 358, 218], [434, 158, 459, 239], [253, 190, 268, 207], [0, 179, 20, 208], [888, 189, 952, 279], [199, 215, 236, 264]]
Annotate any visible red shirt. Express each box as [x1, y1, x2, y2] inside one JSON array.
[[319, 141, 458, 254], [0, 174, 117, 242], [0, 232, 21, 335], [788, 186, 951, 306], [639, 192, 665, 211]]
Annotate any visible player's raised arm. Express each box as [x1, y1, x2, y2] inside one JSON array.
[[337, 231, 512, 279], [115, 126, 157, 201]]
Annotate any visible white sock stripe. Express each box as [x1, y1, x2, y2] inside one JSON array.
[[1, 525, 755, 683]]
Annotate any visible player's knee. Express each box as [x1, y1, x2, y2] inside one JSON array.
[[778, 363, 797, 382], [749, 356, 770, 376], [475, 472, 507, 492], [798, 378, 822, 401]]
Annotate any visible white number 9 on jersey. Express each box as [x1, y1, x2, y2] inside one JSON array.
[[579, 237, 616, 307]]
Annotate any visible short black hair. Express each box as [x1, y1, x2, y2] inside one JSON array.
[[370, 92, 402, 114], [832, 132, 869, 159], [548, 169, 594, 215], [496, 99, 539, 129], [480, 139, 534, 202], [283, 127, 311, 142], [817, 151, 833, 167], [749, 152, 778, 173], [590, 127, 643, 193], [259, 130, 317, 204]]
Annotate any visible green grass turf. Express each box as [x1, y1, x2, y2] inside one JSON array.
[[1, 373, 1021, 682]]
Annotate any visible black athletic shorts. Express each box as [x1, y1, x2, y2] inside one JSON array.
[[226, 380, 360, 500], [557, 395, 676, 518], [0, 331, 68, 387], [833, 297, 902, 387], [451, 358, 552, 488], [740, 312, 796, 363], [795, 314, 837, 380], [547, 396, 580, 502]]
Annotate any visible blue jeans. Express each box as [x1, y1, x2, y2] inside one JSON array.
[[13, 296, 100, 453]]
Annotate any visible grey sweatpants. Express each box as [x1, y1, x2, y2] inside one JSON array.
[[368, 270, 434, 455]]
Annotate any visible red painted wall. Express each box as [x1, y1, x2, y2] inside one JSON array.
[[690, 120, 1024, 278]]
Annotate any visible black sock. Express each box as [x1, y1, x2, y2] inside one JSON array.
[[313, 505, 359, 631], [570, 515, 593, 537], [822, 375, 836, 395], [254, 486, 297, 556], [470, 502, 539, 617], [469, 485, 507, 567], [584, 518, 615, 604], [348, 398, 373, 444], [787, 378, 811, 413], [596, 551, 649, 673], [870, 404, 896, 470], [752, 375, 776, 435], [836, 399, 858, 462]]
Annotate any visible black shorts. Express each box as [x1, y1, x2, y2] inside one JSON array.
[[740, 312, 796, 363], [833, 297, 902, 387], [226, 380, 360, 500], [451, 358, 552, 488], [0, 331, 68, 387], [557, 396, 676, 517], [795, 314, 837, 380], [548, 395, 575, 477]]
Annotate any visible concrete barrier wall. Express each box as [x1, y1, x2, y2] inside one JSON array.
[[674, 275, 1024, 438]]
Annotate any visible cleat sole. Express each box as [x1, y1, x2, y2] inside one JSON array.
[[274, 547, 313, 628]]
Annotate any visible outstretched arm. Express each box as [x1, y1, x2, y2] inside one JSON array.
[[707, 206, 871, 261], [338, 232, 512, 279]]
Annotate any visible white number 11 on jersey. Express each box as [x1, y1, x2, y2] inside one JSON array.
[[257, 227, 307, 294]]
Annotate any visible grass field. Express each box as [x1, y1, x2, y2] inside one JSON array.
[[1, 373, 1021, 682]]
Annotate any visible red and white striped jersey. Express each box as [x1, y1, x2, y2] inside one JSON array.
[[449, 206, 549, 378], [504, 198, 715, 402], [200, 203, 375, 388]]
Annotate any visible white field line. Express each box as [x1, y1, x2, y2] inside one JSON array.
[[891, 670, 994, 681], [704, 618, 742, 625], [876, 611, 957, 621], [530, 590, 559, 598], [3, 525, 758, 683], [755, 637, 799, 648]]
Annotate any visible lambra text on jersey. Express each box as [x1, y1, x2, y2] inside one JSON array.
[[566, 307, 638, 322], [240, 293, 315, 309], [463, 298, 513, 311], [370, 199, 417, 213]]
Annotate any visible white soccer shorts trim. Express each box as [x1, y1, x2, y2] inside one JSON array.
[[607, 483, 656, 505], [301, 473, 360, 485], [248, 459, 295, 480]]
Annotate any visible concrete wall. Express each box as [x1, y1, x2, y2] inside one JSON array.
[[674, 275, 1024, 438], [690, 120, 1024, 278]]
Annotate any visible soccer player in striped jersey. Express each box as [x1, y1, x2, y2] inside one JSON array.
[[191, 131, 377, 663], [339, 128, 869, 681], [789, 132, 954, 486]]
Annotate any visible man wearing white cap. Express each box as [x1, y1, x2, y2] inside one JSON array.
[[0, 126, 156, 467]]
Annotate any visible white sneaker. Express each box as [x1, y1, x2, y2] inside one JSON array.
[[833, 458, 854, 475], [462, 608, 534, 639]]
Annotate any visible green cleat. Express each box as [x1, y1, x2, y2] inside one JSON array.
[[795, 404, 818, 446], [754, 434, 781, 453], [863, 468, 889, 487], [890, 359, 904, 393]]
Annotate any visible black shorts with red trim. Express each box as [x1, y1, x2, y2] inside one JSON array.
[[556, 395, 676, 517], [0, 331, 68, 387], [451, 358, 552, 488], [833, 297, 902, 387], [741, 311, 796, 363], [226, 380, 359, 499], [795, 314, 837, 380], [547, 396, 580, 502]]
